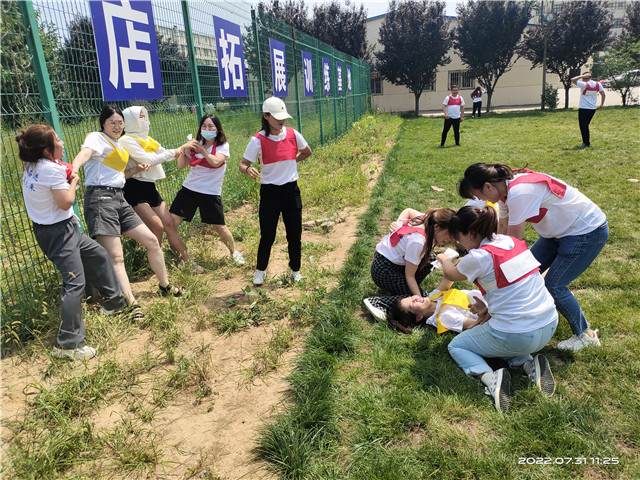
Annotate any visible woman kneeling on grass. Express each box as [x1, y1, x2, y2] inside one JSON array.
[[169, 114, 245, 267], [119, 106, 203, 273], [18, 125, 127, 361], [240, 97, 312, 286], [363, 277, 489, 335], [458, 162, 608, 353], [72, 105, 184, 319], [371, 207, 454, 297], [437, 206, 557, 413]]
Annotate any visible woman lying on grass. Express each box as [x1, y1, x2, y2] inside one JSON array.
[[363, 277, 489, 334], [437, 206, 557, 413], [371, 207, 455, 297]]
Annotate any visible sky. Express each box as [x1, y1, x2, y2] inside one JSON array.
[[309, 0, 465, 19]]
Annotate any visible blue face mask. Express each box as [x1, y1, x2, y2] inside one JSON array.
[[201, 130, 217, 141]]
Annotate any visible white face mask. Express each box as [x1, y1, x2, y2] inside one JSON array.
[[201, 130, 217, 141], [141, 119, 150, 131]]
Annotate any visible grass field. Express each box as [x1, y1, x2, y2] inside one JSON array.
[[2, 107, 639, 479], [256, 106, 640, 479]]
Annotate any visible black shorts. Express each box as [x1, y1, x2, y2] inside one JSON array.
[[123, 178, 163, 208], [169, 186, 225, 225]]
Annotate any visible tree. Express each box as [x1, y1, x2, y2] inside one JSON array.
[[592, 39, 640, 106], [376, 0, 451, 116], [310, 1, 370, 61], [453, 1, 532, 114], [621, 1, 640, 42], [1, 1, 62, 128], [520, 1, 612, 108], [156, 30, 191, 105], [257, 0, 311, 33]]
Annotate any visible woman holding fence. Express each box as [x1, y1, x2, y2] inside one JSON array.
[[119, 106, 203, 273], [169, 114, 245, 266], [17, 124, 127, 360], [240, 97, 312, 285], [72, 105, 184, 318]]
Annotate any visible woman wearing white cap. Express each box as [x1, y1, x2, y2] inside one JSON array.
[[240, 97, 312, 285]]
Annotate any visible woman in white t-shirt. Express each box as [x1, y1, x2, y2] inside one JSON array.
[[239, 97, 312, 286], [458, 162, 608, 353], [18, 124, 127, 361], [119, 106, 203, 274], [371, 207, 454, 297], [438, 206, 558, 413], [169, 114, 244, 266], [72, 105, 184, 316]]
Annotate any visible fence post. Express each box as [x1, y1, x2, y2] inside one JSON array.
[[181, 0, 203, 119], [316, 40, 324, 146], [291, 26, 302, 133], [18, 1, 62, 136], [251, 9, 265, 105]]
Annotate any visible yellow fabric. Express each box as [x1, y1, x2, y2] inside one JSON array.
[[428, 289, 472, 334], [99, 134, 129, 172], [124, 134, 160, 153]]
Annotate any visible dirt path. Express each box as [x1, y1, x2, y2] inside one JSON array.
[[1, 162, 382, 480]]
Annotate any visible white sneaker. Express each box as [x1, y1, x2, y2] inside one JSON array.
[[557, 329, 601, 352], [179, 259, 205, 274], [363, 298, 386, 322], [52, 345, 97, 361], [483, 368, 511, 413], [526, 354, 555, 397], [232, 251, 246, 265], [290, 270, 302, 282], [253, 269, 266, 285]]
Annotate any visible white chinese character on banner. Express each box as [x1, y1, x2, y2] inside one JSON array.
[[304, 56, 313, 92], [102, 1, 155, 89], [337, 66, 342, 86], [218, 28, 244, 91], [273, 48, 286, 92], [347, 67, 352, 92], [324, 62, 330, 92]]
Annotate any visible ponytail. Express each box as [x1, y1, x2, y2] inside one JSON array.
[[411, 207, 456, 269], [448, 206, 497, 243]]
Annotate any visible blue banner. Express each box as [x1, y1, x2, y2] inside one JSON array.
[[89, 0, 163, 101], [302, 51, 314, 97], [269, 38, 287, 97], [347, 65, 352, 94], [336, 61, 343, 94], [213, 16, 247, 98], [322, 57, 331, 95]]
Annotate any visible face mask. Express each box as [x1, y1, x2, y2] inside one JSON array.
[[141, 120, 150, 131], [201, 130, 217, 141]]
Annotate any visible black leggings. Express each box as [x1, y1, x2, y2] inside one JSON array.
[[472, 102, 482, 117], [257, 181, 302, 271], [441, 118, 461, 146], [578, 108, 596, 146]]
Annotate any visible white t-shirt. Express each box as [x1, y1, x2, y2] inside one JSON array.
[[81, 132, 127, 188], [425, 288, 485, 333], [577, 80, 604, 110], [499, 173, 606, 238], [119, 135, 175, 183], [182, 142, 230, 195], [456, 235, 557, 333], [376, 228, 426, 266], [472, 90, 485, 103], [242, 127, 308, 185], [22, 159, 74, 225], [443, 95, 465, 118]]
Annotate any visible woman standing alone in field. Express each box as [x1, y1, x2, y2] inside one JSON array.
[[169, 114, 245, 266], [119, 106, 203, 273], [240, 97, 312, 286], [72, 105, 184, 318], [18, 125, 127, 360]]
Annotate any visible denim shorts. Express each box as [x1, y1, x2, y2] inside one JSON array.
[[84, 186, 143, 238]]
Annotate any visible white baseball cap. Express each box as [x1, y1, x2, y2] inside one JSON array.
[[262, 97, 292, 120]]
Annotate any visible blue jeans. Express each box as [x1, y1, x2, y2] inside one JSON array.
[[530, 222, 608, 335], [448, 320, 558, 376]]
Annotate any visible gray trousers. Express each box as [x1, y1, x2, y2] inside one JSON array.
[[33, 217, 126, 349]]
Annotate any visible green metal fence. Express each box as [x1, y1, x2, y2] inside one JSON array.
[[0, 0, 371, 346]]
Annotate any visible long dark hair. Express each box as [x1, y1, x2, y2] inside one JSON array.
[[196, 114, 227, 145], [261, 113, 274, 136], [458, 162, 530, 199], [15, 125, 57, 164], [447, 206, 498, 244], [408, 208, 456, 269], [99, 104, 124, 132], [472, 87, 482, 98]]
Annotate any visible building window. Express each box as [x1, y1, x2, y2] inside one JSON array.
[[448, 71, 475, 90], [610, 1, 627, 9], [613, 17, 624, 28], [425, 80, 435, 91], [371, 74, 382, 95]]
